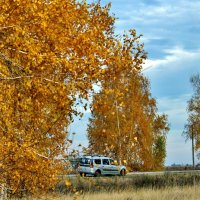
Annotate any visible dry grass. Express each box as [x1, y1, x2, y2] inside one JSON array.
[[10, 173, 200, 199], [56, 173, 200, 194], [26, 186, 200, 200]]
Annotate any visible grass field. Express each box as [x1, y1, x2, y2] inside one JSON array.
[[10, 172, 200, 199], [29, 186, 200, 200], [56, 172, 200, 194]]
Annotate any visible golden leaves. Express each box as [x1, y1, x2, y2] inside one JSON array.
[[0, 0, 153, 195], [88, 69, 169, 171], [65, 179, 72, 187]]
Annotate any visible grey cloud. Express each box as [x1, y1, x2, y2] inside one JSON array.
[[144, 48, 200, 97], [109, 0, 200, 59]]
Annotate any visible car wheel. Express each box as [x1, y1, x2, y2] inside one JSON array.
[[120, 169, 126, 176], [94, 170, 101, 177], [80, 173, 85, 177]]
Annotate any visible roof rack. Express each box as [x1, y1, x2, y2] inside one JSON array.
[[83, 154, 106, 157]]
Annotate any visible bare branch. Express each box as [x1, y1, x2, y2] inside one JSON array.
[[0, 75, 60, 84], [0, 76, 33, 80]]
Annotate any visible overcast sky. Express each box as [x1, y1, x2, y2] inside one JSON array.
[[69, 0, 200, 166]]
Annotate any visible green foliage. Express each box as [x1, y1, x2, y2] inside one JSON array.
[[153, 135, 166, 170]]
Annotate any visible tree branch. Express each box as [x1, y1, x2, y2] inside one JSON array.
[[0, 76, 33, 80]]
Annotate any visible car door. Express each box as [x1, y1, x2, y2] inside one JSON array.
[[79, 158, 91, 174], [102, 159, 112, 175], [109, 159, 119, 175]]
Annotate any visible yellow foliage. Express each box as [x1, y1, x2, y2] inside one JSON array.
[[88, 72, 169, 170], [0, 0, 119, 195], [0, 0, 157, 196], [65, 180, 72, 187]]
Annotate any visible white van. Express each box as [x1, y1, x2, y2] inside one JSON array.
[[78, 155, 126, 177]]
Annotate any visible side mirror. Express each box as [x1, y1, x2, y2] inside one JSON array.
[[114, 160, 118, 165]]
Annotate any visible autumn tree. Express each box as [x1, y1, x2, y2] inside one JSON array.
[[87, 36, 169, 170], [0, 0, 137, 195], [183, 73, 200, 164]]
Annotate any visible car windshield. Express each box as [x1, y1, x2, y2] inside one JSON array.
[[79, 158, 91, 165]]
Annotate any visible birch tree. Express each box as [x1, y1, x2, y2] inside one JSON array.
[[0, 0, 133, 194]]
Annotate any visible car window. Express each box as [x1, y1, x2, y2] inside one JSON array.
[[102, 159, 110, 165], [80, 158, 90, 165], [94, 159, 101, 164]]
